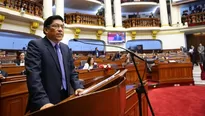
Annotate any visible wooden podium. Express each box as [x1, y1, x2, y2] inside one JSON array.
[[27, 69, 127, 116]]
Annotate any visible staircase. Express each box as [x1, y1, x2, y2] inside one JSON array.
[[193, 65, 205, 85]]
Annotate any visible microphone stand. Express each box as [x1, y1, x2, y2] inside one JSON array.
[[130, 53, 155, 116], [73, 39, 155, 116]]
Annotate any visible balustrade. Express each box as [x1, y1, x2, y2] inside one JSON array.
[[65, 13, 105, 26], [182, 12, 205, 26], [123, 18, 160, 28], [1, 0, 43, 17]]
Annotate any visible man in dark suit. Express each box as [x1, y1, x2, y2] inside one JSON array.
[[113, 33, 122, 41], [25, 15, 84, 112], [180, 46, 187, 53], [93, 47, 100, 58]]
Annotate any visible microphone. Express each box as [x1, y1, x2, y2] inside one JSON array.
[[73, 39, 144, 61]]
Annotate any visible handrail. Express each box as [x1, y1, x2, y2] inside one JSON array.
[[0, 0, 43, 18], [65, 13, 105, 26], [182, 12, 205, 26], [123, 18, 160, 28]]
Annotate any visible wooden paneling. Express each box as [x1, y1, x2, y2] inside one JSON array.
[[2, 66, 25, 76], [125, 63, 146, 85], [125, 85, 148, 116], [186, 34, 205, 49], [0, 76, 28, 116], [151, 63, 193, 84], [77, 69, 105, 80]]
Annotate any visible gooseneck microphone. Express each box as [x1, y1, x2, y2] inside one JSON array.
[[73, 39, 144, 61], [73, 38, 155, 116]]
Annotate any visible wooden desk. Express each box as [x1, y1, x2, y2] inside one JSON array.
[[151, 63, 193, 84], [0, 75, 28, 116], [1, 68, 149, 116], [125, 63, 146, 85], [77, 69, 106, 88], [125, 84, 148, 116], [77, 69, 105, 80], [2, 66, 25, 76]]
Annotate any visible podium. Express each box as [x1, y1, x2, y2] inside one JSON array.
[[27, 69, 127, 116]]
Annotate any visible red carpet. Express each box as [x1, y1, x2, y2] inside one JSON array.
[[148, 86, 205, 116]]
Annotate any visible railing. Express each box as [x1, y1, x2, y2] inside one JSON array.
[[123, 18, 160, 28], [182, 12, 205, 26], [65, 13, 105, 26], [121, 0, 159, 3], [0, 0, 43, 17]]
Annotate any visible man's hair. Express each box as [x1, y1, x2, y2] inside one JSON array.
[[43, 15, 64, 34]]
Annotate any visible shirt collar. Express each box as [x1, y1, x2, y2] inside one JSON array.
[[47, 38, 60, 47]]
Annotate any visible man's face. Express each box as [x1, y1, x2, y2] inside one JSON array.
[[44, 19, 64, 43]]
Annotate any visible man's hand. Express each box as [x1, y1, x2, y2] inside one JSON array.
[[40, 103, 54, 110], [75, 88, 84, 96]]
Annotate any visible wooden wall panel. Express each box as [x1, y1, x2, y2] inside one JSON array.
[[151, 63, 193, 84], [0, 78, 28, 116]]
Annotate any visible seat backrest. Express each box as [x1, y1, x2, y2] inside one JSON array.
[[80, 60, 87, 66]]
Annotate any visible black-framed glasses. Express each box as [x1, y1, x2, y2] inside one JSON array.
[[48, 24, 65, 29]]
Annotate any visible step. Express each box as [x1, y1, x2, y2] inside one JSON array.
[[194, 81, 205, 85]]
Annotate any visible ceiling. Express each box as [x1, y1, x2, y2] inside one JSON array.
[[33, 0, 158, 14], [121, 4, 159, 13], [64, 0, 103, 11]]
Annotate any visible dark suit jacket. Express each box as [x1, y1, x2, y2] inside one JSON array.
[[25, 37, 84, 112], [93, 50, 100, 57], [14, 59, 21, 66], [0, 70, 8, 77]]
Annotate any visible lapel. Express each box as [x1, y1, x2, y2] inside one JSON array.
[[60, 43, 69, 79], [43, 37, 61, 73]]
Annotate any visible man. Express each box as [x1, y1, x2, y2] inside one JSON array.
[[180, 46, 187, 53], [25, 15, 84, 112], [113, 33, 122, 41], [198, 43, 205, 63], [0, 62, 8, 77], [93, 47, 100, 58], [189, 45, 198, 66]]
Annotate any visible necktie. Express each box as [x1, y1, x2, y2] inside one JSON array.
[[55, 44, 67, 90]]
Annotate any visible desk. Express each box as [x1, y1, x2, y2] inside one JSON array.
[[0, 68, 148, 116], [151, 63, 193, 84], [2, 66, 25, 76], [0, 75, 28, 116], [125, 63, 146, 85], [125, 84, 148, 116]]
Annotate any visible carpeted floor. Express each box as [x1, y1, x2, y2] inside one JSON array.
[[148, 86, 205, 116]]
